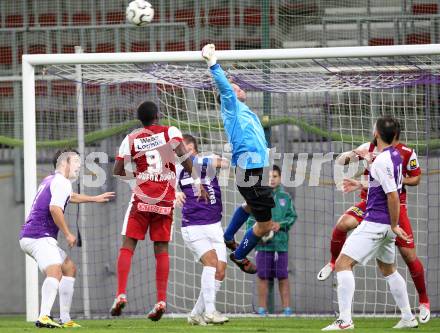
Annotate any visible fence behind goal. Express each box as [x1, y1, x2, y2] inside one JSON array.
[[16, 49, 440, 317]]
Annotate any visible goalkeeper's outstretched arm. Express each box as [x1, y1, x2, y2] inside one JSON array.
[[202, 44, 237, 117]]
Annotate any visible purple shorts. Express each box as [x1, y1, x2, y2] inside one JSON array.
[[256, 251, 289, 280]]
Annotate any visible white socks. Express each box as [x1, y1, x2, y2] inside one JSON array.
[[201, 266, 216, 314], [39, 277, 60, 318], [337, 271, 355, 323], [59, 276, 75, 323], [190, 269, 222, 316], [385, 271, 413, 321]]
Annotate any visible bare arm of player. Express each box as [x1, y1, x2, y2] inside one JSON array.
[[49, 205, 76, 248], [174, 141, 209, 202], [70, 192, 115, 203], [387, 191, 411, 242], [403, 174, 421, 186]]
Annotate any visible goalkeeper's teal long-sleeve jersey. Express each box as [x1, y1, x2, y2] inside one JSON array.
[[210, 63, 269, 170]]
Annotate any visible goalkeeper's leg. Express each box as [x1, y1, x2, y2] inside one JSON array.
[[223, 204, 250, 251]]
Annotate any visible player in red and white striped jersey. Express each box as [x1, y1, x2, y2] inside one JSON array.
[[110, 101, 208, 321], [317, 123, 430, 324]]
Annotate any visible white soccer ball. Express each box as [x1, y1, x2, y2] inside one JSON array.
[[126, 0, 154, 26]]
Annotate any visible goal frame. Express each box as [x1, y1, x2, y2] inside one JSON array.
[[22, 43, 440, 321]]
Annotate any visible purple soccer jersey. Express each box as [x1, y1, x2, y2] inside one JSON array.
[[177, 155, 222, 227], [20, 172, 72, 240], [364, 146, 403, 225]]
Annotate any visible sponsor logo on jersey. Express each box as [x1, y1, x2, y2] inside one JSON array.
[[350, 206, 364, 217], [134, 132, 166, 152], [386, 166, 393, 178], [409, 159, 418, 170]]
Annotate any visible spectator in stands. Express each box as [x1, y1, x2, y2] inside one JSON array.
[[245, 164, 297, 316]]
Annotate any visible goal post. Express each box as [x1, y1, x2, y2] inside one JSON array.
[[22, 44, 440, 321]]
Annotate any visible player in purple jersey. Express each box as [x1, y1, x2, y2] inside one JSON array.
[[323, 117, 417, 331], [19, 149, 114, 328], [175, 134, 230, 325]]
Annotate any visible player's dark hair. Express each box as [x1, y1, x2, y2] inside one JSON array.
[[53, 148, 80, 169], [182, 134, 198, 153], [375, 116, 399, 145], [272, 164, 281, 176], [137, 101, 158, 126]]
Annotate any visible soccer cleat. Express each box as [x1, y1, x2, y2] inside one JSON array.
[[393, 318, 418, 329], [203, 312, 227, 324], [317, 262, 335, 281], [147, 301, 166, 321], [257, 307, 268, 317], [187, 314, 207, 326], [283, 307, 293, 316], [322, 319, 354, 331], [60, 320, 82, 328], [224, 238, 239, 252], [110, 294, 127, 316], [213, 311, 229, 323], [35, 315, 62, 328], [229, 252, 257, 274], [419, 303, 430, 324]]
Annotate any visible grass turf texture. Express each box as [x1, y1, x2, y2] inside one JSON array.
[[0, 316, 439, 333]]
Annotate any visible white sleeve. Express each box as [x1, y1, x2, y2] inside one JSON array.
[[407, 150, 420, 171], [356, 142, 371, 151], [168, 126, 183, 140], [49, 176, 72, 210], [372, 153, 397, 194], [117, 135, 130, 159]]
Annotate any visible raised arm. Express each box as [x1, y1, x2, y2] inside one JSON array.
[[202, 44, 237, 118], [70, 192, 115, 203]]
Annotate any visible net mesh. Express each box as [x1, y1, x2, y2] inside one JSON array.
[[25, 54, 440, 317]]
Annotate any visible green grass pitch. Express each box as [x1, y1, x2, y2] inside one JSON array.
[[0, 316, 439, 333]]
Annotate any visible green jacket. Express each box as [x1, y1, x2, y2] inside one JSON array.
[[245, 185, 297, 252]]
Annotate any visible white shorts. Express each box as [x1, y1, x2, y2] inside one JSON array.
[[341, 221, 396, 266], [181, 222, 227, 263], [19, 237, 67, 272]]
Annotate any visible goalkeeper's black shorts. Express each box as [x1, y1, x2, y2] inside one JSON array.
[[236, 167, 275, 222]]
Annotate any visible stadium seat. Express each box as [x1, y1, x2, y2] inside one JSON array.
[[243, 7, 274, 26], [72, 12, 91, 25], [175, 8, 195, 27], [106, 11, 125, 24], [412, 3, 438, 14], [0, 83, 14, 97], [27, 45, 47, 54], [208, 8, 231, 26], [405, 33, 431, 44], [5, 14, 24, 28], [368, 38, 394, 46], [130, 41, 150, 52], [165, 41, 186, 51], [120, 83, 151, 95], [52, 81, 76, 96], [35, 82, 48, 96], [85, 85, 100, 95], [61, 45, 75, 53], [95, 43, 115, 53], [38, 13, 57, 26], [0, 47, 13, 65]]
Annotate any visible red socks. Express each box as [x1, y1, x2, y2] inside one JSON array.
[[117, 247, 134, 296], [330, 227, 347, 265], [155, 252, 169, 303], [407, 257, 429, 304]]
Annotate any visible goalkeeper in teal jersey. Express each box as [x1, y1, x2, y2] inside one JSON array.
[[202, 44, 276, 274]]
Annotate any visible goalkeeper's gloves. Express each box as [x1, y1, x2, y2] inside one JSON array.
[[202, 43, 217, 67]]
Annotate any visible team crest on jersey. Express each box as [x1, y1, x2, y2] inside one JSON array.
[[279, 198, 286, 207], [409, 159, 417, 170], [134, 132, 166, 152]]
